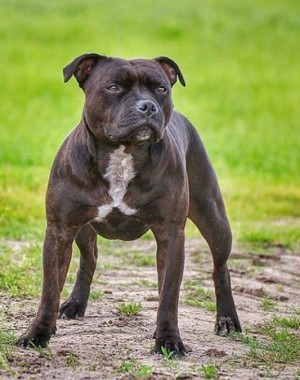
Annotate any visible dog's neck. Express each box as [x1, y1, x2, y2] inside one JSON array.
[[94, 144, 137, 222], [104, 144, 135, 201]]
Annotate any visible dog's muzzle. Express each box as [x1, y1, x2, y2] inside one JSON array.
[[106, 100, 164, 144]]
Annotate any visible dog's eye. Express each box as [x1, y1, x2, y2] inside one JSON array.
[[107, 85, 120, 92], [157, 86, 167, 94]]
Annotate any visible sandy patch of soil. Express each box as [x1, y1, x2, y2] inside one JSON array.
[[1, 239, 300, 379]]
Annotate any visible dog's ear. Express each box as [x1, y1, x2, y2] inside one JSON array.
[[154, 56, 186, 87], [63, 53, 107, 86]]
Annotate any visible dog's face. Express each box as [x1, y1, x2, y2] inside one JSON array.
[[63, 54, 185, 144]]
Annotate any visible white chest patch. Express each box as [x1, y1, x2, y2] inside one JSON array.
[[95, 145, 137, 222]]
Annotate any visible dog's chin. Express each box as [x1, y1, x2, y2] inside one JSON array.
[[134, 127, 154, 142], [107, 126, 163, 145]]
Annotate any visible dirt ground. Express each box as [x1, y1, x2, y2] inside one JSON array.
[[1, 238, 300, 379]]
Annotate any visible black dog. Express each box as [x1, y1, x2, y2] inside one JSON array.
[[17, 54, 241, 355]]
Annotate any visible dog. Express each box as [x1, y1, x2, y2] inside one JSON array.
[[17, 53, 241, 355]]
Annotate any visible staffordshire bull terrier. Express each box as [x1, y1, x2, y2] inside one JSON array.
[[17, 53, 241, 355]]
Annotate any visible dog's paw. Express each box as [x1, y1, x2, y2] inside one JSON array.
[[16, 333, 48, 349], [154, 336, 188, 357], [58, 297, 86, 320], [214, 316, 242, 337], [16, 324, 56, 348]]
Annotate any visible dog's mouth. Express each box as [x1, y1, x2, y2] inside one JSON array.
[[108, 125, 162, 145], [131, 126, 155, 142]]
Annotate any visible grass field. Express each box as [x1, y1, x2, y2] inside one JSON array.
[[0, 1, 300, 378], [1, 0, 300, 249]]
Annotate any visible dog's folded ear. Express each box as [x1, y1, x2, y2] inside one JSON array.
[[63, 53, 107, 86], [154, 57, 186, 87]]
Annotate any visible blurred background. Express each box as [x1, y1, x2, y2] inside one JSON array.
[[0, 0, 299, 251]]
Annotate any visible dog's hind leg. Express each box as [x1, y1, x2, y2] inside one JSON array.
[[189, 194, 242, 335], [59, 224, 98, 320], [187, 135, 242, 336]]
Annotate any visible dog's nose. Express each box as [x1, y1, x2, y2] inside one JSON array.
[[136, 100, 158, 116]]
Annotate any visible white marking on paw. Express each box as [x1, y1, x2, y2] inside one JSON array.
[[94, 145, 137, 222]]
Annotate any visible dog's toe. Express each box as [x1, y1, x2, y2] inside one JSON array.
[[215, 316, 242, 336], [59, 298, 85, 320], [154, 337, 188, 357]]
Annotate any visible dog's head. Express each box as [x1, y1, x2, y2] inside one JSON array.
[[63, 53, 185, 145]]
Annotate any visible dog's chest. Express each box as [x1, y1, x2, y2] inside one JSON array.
[[94, 145, 137, 222]]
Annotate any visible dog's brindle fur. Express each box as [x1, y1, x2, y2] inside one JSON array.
[[17, 54, 241, 354]]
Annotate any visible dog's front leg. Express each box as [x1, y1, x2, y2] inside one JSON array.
[[17, 225, 77, 348], [152, 224, 187, 356]]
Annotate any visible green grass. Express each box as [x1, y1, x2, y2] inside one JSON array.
[[231, 315, 300, 374], [29, 343, 54, 360], [119, 359, 153, 378], [89, 290, 104, 301], [254, 327, 300, 364], [116, 302, 142, 316], [261, 296, 277, 312], [200, 364, 218, 379], [160, 346, 176, 360], [135, 279, 157, 288], [272, 314, 300, 329], [0, 329, 15, 375], [65, 352, 80, 368], [184, 279, 216, 313], [0, 1, 299, 249], [0, 243, 42, 297]]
